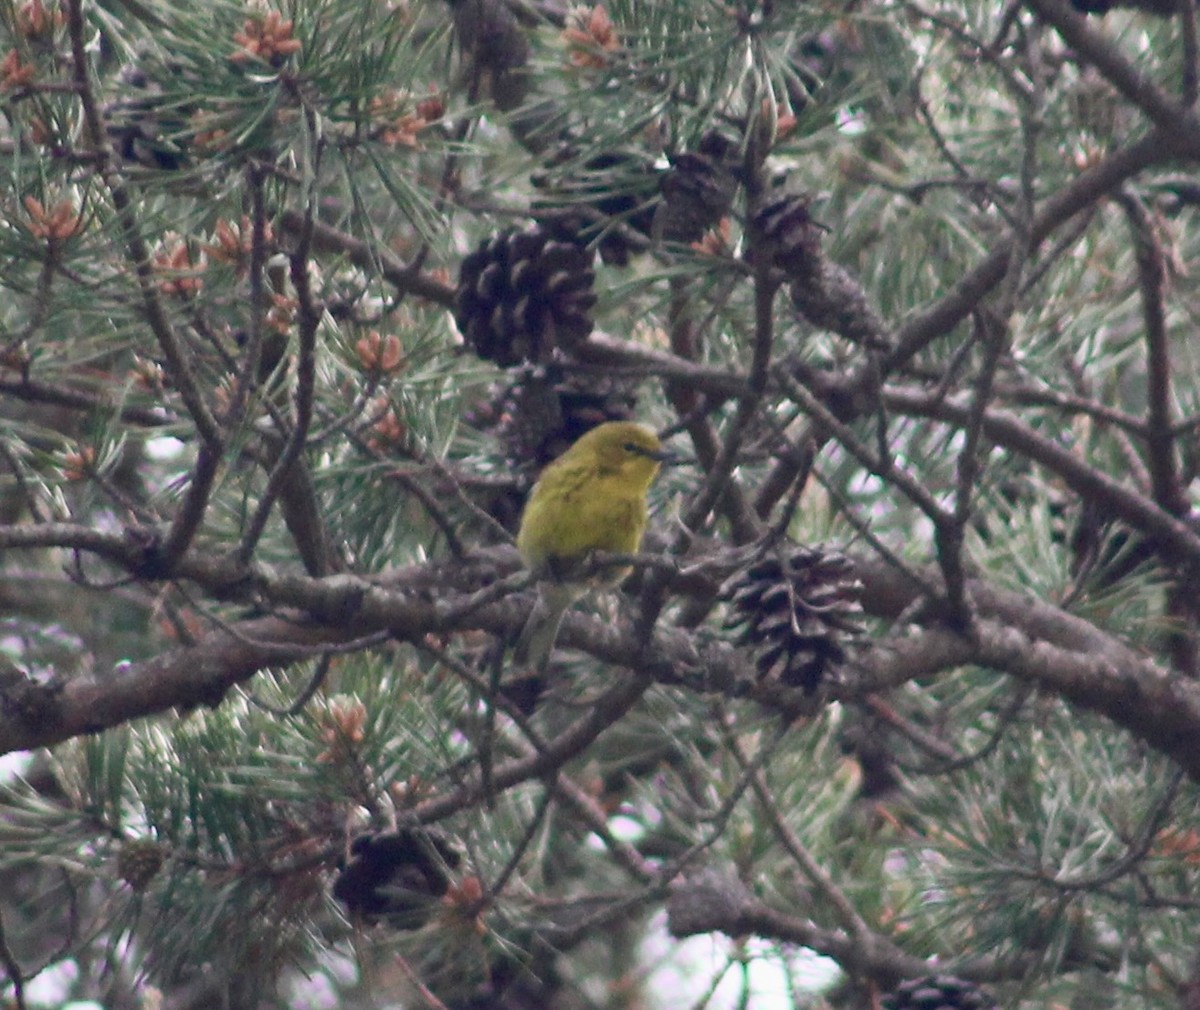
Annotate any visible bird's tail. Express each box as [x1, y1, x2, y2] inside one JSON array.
[[513, 583, 584, 671]]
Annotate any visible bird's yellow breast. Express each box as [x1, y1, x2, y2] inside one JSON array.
[[517, 464, 651, 570], [516, 420, 663, 579]]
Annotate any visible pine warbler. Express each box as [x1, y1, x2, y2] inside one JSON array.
[[514, 421, 669, 670]]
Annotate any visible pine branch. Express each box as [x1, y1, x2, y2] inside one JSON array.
[[1026, 0, 1194, 132]]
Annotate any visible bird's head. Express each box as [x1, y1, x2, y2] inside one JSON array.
[[573, 421, 670, 485]]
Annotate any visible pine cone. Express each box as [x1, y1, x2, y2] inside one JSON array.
[[786, 26, 861, 113], [882, 974, 999, 1010], [753, 189, 823, 274], [333, 829, 461, 929], [105, 64, 193, 171], [722, 545, 863, 694], [448, 0, 531, 113], [456, 228, 597, 366], [498, 365, 638, 471], [757, 189, 888, 350], [533, 150, 660, 266], [117, 837, 166, 891], [666, 867, 753, 937], [659, 131, 739, 244], [1130, 0, 1183, 11]]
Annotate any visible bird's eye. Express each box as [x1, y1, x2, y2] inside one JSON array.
[[623, 442, 638, 453]]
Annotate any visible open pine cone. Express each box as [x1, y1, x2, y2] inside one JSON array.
[[455, 227, 596, 366], [722, 545, 863, 694], [333, 828, 461, 929], [532, 149, 660, 266], [497, 365, 639, 471], [659, 131, 740, 244], [752, 189, 823, 274], [882, 974, 999, 1010], [117, 837, 167, 891]]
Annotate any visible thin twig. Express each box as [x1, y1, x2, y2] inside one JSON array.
[[0, 909, 27, 1010], [633, 222, 777, 643], [278, 212, 457, 309], [415, 641, 548, 754], [716, 702, 874, 944], [1012, 768, 1183, 891], [486, 789, 552, 899], [1017, 205, 1098, 297], [183, 592, 390, 659], [66, 0, 223, 572], [869, 687, 1031, 775], [661, 278, 760, 544], [65, 0, 222, 451], [810, 466, 938, 601], [237, 129, 325, 565], [433, 568, 532, 624], [0, 438, 51, 524], [385, 466, 467, 557], [1027, 0, 1190, 132], [223, 165, 271, 433], [885, 131, 1172, 373], [86, 454, 160, 526], [1113, 188, 1184, 516], [884, 385, 1200, 569], [1182, 0, 1199, 106], [778, 368, 951, 530], [0, 377, 175, 428], [247, 655, 335, 717], [156, 443, 222, 569], [993, 380, 1145, 436], [393, 956, 454, 1010], [547, 772, 657, 882], [943, 32, 1043, 623], [411, 667, 655, 826]]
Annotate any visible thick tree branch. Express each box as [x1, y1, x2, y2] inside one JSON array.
[[1113, 189, 1185, 516], [885, 131, 1180, 371], [849, 616, 1200, 781], [278, 211, 457, 309], [850, 555, 1200, 780], [1026, 0, 1196, 134], [4, 527, 1200, 784], [884, 386, 1200, 568], [0, 376, 176, 428], [667, 866, 1030, 987], [0, 612, 335, 754]]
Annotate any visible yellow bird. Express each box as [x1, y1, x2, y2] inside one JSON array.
[[514, 421, 669, 670]]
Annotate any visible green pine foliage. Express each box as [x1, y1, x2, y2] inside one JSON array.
[[2, 0, 1200, 1007]]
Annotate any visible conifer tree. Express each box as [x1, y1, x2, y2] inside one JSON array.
[[1, 0, 1200, 1007]]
